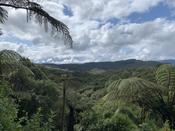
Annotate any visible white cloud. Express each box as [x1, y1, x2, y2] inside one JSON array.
[[60, 0, 163, 20], [0, 0, 175, 63]]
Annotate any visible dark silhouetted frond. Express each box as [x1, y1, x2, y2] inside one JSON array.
[[0, 0, 72, 46], [0, 6, 7, 23], [0, 28, 2, 35]]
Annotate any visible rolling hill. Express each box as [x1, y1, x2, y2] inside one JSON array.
[[43, 59, 161, 72]]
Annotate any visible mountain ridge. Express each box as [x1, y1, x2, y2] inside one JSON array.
[[159, 59, 175, 64], [42, 59, 161, 72]]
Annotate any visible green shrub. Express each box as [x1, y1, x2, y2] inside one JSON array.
[[79, 108, 137, 131]]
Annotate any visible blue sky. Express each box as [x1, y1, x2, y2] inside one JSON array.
[[0, 34, 32, 46], [62, 1, 174, 25], [1, 0, 175, 63], [128, 2, 174, 23], [63, 5, 73, 17]]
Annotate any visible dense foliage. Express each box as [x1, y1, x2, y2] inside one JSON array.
[[0, 50, 175, 131]]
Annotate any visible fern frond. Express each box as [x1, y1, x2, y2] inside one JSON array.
[[0, 7, 7, 23], [0, 50, 34, 77], [0, 0, 72, 46], [156, 64, 175, 104], [105, 78, 165, 111], [0, 28, 2, 35]]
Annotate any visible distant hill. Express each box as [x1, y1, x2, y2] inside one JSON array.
[[43, 59, 161, 72], [159, 59, 175, 65]]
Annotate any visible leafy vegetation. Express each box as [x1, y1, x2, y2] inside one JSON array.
[[1, 50, 175, 130]]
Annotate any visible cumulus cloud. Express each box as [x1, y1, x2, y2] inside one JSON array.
[[0, 0, 175, 63], [60, 0, 163, 20]]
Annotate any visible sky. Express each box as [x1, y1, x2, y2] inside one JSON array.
[[1, 0, 175, 64]]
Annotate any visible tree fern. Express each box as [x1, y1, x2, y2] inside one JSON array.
[[0, 0, 72, 46], [0, 6, 7, 23], [0, 50, 34, 79], [0, 50, 22, 76], [104, 65, 175, 127], [105, 78, 162, 105], [0, 28, 2, 35], [156, 64, 175, 104]]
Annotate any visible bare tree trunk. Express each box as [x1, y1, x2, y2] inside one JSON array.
[[68, 105, 75, 131], [61, 79, 66, 131], [0, 63, 3, 81]]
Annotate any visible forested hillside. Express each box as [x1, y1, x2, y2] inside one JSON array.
[[0, 50, 175, 131], [43, 59, 160, 72]]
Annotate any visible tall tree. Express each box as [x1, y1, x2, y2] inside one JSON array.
[[0, 0, 72, 46]]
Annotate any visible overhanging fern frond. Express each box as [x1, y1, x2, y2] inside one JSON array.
[[0, 28, 2, 35], [0, 0, 72, 46], [0, 6, 7, 23]]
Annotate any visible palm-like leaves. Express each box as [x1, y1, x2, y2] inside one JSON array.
[[0, 28, 2, 35], [0, 50, 33, 77], [0, 50, 22, 74], [156, 64, 175, 104], [0, 7, 7, 23], [104, 65, 175, 126], [0, 6, 7, 35], [0, 0, 72, 46], [104, 78, 165, 116], [106, 78, 163, 104]]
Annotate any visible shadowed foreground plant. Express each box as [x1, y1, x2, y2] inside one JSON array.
[[0, 82, 56, 131]]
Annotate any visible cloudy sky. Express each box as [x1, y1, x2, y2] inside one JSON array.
[[1, 0, 175, 63]]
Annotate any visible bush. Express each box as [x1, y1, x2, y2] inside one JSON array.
[[0, 84, 22, 131], [0, 83, 56, 131], [79, 108, 137, 131]]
